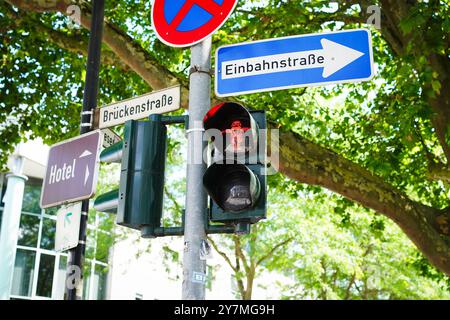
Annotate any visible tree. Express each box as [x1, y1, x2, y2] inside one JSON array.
[[205, 181, 450, 300], [208, 228, 293, 300], [161, 127, 448, 300], [1, 0, 449, 276], [264, 187, 450, 300]]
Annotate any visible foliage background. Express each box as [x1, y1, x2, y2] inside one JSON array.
[[1, 0, 450, 299]]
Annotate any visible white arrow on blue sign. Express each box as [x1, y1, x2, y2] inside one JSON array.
[[215, 29, 374, 97]]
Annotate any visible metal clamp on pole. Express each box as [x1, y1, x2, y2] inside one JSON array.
[[185, 128, 205, 135], [80, 110, 93, 129], [189, 65, 214, 77], [185, 127, 205, 139]]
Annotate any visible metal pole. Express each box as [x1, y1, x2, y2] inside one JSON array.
[[182, 38, 212, 300], [0, 157, 27, 300], [65, 0, 104, 300]]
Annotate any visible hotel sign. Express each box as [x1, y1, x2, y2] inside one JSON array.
[[40, 131, 102, 208]]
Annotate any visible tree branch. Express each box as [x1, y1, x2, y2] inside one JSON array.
[[13, 10, 129, 70], [274, 127, 450, 275], [256, 237, 293, 266], [6, 0, 190, 106], [164, 186, 183, 215], [232, 237, 246, 299], [233, 235, 250, 274], [378, 0, 450, 163], [344, 273, 356, 300], [427, 164, 450, 184], [207, 236, 238, 273]]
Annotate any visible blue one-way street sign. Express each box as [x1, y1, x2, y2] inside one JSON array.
[[215, 29, 374, 97]]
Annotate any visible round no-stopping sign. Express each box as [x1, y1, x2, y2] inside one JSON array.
[[152, 0, 237, 47]]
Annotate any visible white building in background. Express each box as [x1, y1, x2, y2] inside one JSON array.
[[0, 139, 111, 300], [0, 139, 284, 300]]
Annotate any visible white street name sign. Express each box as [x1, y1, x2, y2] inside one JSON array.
[[99, 85, 181, 129]]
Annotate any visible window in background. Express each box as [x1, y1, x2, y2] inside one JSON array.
[[17, 214, 40, 248], [96, 230, 112, 264], [44, 205, 59, 216], [82, 262, 92, 300], [40, 218, 56, 250], [21, 179, 42, 214], [10, 249, 36, 297], [9, 177, 112, 300], [54, 255, 68, 300], [36, 253, 55, 298], [85, 228, 96, 260], [92, 263, 108, 300]]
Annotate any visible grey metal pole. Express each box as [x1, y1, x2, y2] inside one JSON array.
[[182, 37, 212, 300]]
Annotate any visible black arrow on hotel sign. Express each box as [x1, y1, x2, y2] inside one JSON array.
[[40, 130, 103, 208]]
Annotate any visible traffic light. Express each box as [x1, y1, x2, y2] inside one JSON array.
[[118, 115, 167, 237], [203, 102, 267, 233], [93, 114, 168, 238]]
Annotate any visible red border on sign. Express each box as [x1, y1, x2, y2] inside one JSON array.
[[152, 0, 237, 47]]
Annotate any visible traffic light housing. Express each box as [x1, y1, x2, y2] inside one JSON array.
[[93, 115, 168, 238], [117, 116, 167, 236], [203, 102, 267, 232]]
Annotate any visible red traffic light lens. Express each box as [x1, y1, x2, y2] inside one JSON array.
[[204, 102, 258, 156], [204, 103, 251, 132], [222, 120, 250, 154]]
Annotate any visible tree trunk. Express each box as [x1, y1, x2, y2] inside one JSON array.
[[243, 269, 255, 300]]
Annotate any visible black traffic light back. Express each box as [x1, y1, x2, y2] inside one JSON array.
[[117, 116, 167, 237]]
